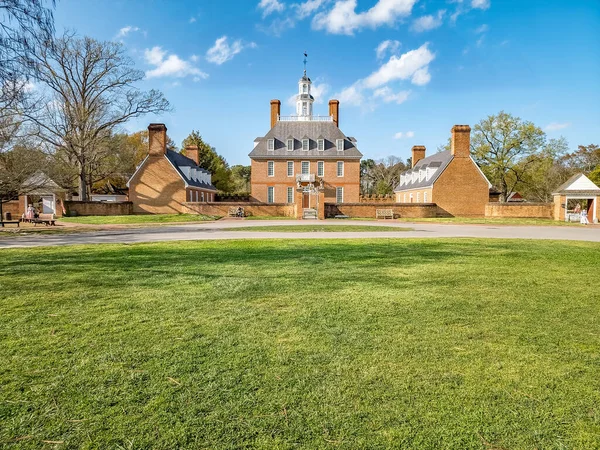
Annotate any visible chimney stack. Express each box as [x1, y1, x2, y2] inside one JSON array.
[[411, 146, 426, 168], [148, 123, 167, 156], [451, 125, 471, 158], [329, 99, 339, 127], [270, 99, 281, 128], [185, 145, 200, 166]]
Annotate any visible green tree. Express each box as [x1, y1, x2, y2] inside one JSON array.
[[230, 165, 251, 193], [471, 111, 546, 202], [519, 137, 570, 202], [181, 131, 233, 192]]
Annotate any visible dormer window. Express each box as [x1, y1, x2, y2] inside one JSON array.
[[336, 139, 344, 151], [267, 139, 274, 151], [302, 139, 309, 151], [317, 139, 324, 151], [286, 138, 293, 151]]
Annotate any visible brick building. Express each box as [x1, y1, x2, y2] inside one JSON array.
[[249, 67, 362, 218], [394, 125, 491, 217], [128, 123, 217, 214]]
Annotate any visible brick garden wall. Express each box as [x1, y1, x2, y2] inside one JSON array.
[[325, 202, 438, 219], [64, 201, 133, 216], [2, 200, 22, 218], [183, 202, 295, 217], [485, 202, 554, 219]]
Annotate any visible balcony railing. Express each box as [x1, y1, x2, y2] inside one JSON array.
[[279, 115, 333, 122], [296, 173, 315, 183]]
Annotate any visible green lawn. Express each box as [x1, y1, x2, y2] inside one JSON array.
[[59, 214, 219, 225], [229, 225, 413, 232], [1, 239, 599, 449]]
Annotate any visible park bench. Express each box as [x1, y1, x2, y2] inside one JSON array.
[[376, 209, 394, 220], [33, 214, 56, 226], [0, 220, 20, 228], [228, 207, 245, 218]]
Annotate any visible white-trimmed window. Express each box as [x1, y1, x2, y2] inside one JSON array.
[[303, 84, 307, 93], [267, 186, 274, 203], [301, 161, 309, 174], [201, 191, 205, 202], [267, 139, 274, 151], [287, 139, 293, 151], [267, 161, 274, 177], [337, 161, 344, 177], [317, 161, 324, 177], [287, 161, 294, 177], [336, 139, 344, 151], [317, 139, 324, 151], [336, 187, 344, 203], [410, 193, 413, 203], [287, 187, 294, 204], [424, 192, 428, 203], [302, 139, 309, 151]]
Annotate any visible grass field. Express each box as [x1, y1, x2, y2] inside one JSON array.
[[1, 239, 599, 449], [59, 214, 219, 224], [228, 225, 413, 232]]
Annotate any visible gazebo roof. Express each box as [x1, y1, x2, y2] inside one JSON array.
[[22, 171, 66, 194], [553, 173, 600, 196]]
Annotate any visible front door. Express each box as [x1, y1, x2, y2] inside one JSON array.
[[302, 193, 310, 208]]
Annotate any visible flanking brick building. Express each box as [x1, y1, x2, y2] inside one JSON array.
[[249, 68, 362, 218], [394, 125, 491, 217], [128, 124, 217, 214]]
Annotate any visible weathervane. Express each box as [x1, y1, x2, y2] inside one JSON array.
[[303, 51, 308, 76]]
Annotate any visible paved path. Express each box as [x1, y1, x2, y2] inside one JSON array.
[[1, 220, 599, 248]]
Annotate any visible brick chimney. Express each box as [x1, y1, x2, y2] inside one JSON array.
[[185, 145, 200, 165], [148, 123, 167, 156], [329, 99, 340, 127], [270, 99, 280, 128], [451, 125, 471, 158], [411, 145, 426, 168]]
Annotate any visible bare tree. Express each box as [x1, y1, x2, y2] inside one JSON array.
[[23, 32, 170, 200], [0, 0, 55, 115]]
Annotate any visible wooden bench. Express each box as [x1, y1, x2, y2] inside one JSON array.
[[33, 214, 56, 226], [376, 209, 394, 220], [0, 220, 20, 227]]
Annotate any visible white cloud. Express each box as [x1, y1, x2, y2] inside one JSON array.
[[190, 54, 199, 62], [373, 87, 410, 104], [144, 46, 208, 80], [189, 17, 197, 23], [475, 24, 488, 33], [364, 43, 435, 88], [411, 10, 445, 32], [312, 0, 417, 35], [411, 67, 431, 85], [336, 83, 365, 106], [258, 0, 285, 17], [545, 122, 571, 132], [471, 0, 490, 10], [394, 131, 415, 139], [334, 43, 434, 109], [294, 0, 327, 19], [116, 26, 139, 39], [205, 36, 256, 65], [376, 39, 401, 60]]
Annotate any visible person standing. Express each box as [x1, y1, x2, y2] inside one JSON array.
[[580, 209, 589, 225]]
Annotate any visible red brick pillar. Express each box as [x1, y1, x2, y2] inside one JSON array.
[[294, 188, 303, 219], [318, 190, 325, 220]]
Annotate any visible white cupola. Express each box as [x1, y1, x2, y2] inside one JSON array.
[[296, 53, 314, 120]]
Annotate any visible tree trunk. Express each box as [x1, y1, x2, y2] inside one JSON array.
[[78, 170, 88, 201]]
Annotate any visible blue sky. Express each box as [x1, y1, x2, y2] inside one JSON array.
[[54, 0, 600, 165]]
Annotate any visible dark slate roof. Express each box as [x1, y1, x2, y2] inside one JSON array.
[[249, 121, 362, 160], [394, 150, 453, 191], [165, 149, 217, 191]]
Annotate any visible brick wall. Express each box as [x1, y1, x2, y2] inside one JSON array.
[[433, 158, 490, 217], [2, 200, 22, 218], [485, 202, 554, 219], [325, 202, 438, 219], [129, 155, 187, 214], [251, 159, 360, 203], [64, 201, 133, 216], [183, 202, 295, 217]]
